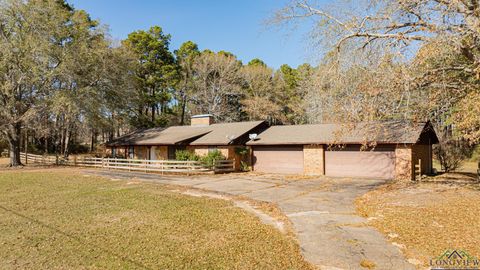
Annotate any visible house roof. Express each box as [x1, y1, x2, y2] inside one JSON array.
[[190, 121, 265, 145], [106, 121, 266, 146], [247, 121, 439, 145], [106, 126, 211, 146]]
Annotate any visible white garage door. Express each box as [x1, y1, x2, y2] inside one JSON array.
[[325, 146, 395, 179], [253, 146, 304, 174]]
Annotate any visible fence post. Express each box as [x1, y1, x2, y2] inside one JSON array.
[[418, 159, 422, 180], [414, 159, 422, 181]]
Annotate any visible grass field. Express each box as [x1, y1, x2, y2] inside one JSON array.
[[0, 171, 313, 270]]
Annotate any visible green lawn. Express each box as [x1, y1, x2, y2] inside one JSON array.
[[0, 170, 313, 270]]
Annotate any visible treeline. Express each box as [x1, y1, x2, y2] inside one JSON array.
[[3, 0, 479, 167], [0, 0, 313, 165]]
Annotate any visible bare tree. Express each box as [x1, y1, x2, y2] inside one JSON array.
[[274, 0, 480, 143], [240, 63, 286, 123], [191, 51, 243, 122]]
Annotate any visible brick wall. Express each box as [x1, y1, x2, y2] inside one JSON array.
[[134, 146, 148, 160], [154, 146, 168, 160], [395, 145, 413, 180], [188, 146, 208, 156], [303, 145, 325, 175], [191, 115, 213, 126], [116, 147, 126, 158]]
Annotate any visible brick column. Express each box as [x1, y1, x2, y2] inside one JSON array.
[[303, 145, 325, 175], [395, 145, 413, 180]]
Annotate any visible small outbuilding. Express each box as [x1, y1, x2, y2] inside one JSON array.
[[247, 121, 439, 180]]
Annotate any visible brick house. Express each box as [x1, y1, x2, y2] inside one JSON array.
[[106, 115, 269, 170], [107, 116, 438, 180], [246, 121, 439, 180]]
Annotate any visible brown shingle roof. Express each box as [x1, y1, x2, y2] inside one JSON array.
[[106, 121, 266, 146], [106, 126, 211, 146], [247, 121, 438, 145], [190, 121, 265, 145]]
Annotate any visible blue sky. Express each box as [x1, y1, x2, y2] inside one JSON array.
[[67, 0, 318, 69]]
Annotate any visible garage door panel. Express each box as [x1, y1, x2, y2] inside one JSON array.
[[253, 146, 303, 174], [325, 149, 395, 179]]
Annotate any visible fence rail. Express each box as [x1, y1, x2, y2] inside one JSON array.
[[19, 153, 235, 174]]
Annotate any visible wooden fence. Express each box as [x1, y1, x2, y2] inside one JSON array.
[[19, 153, 235, 174]]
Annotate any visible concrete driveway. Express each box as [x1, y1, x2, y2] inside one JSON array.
[[82, 170, 414, 270]]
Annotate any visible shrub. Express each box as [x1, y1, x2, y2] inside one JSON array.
[[471, 145, 480, 162], [69, 143, 90, 155], [234, 147, 249, 156], [433, 139, 474, 172], [201, 150, 226, 167], [240, 161, 250, 172], [175, 150, 200, 161], [235, 147, 251, 171]]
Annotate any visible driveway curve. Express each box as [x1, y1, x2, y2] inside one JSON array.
[[82, 170, 414, 270]]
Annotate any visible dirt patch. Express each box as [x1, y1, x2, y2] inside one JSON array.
[[356, 178, 480, 268]]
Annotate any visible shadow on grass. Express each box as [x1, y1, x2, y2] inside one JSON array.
[[0, 204, 152, 270]]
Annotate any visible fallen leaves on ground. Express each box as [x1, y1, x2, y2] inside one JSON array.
[[356, 177, 480, 268]]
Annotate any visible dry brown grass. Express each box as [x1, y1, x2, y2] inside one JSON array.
[[0, 158, 9, 166], [433, 159, 478, 174], [359, 259, 376, 269], [356, 178, 480, 268]]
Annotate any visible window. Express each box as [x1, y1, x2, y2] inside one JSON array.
[[111, 147, 116, 157], [128, 146, 134, 159], [208, 146, 218, 153]]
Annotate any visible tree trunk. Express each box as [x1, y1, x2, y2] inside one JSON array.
[[5, 123, 22, 167], [44, 137, 49, 154], [90, 129, 96, 152], [63, 125, 71, 158], [180, 93, 187, 125], [151, 104, 155, 123]]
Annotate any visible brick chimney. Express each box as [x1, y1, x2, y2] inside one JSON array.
[[191, 114, 214, 126]]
